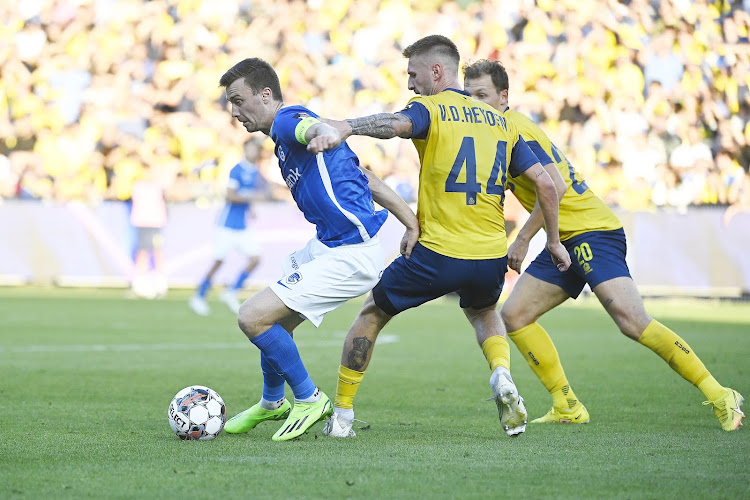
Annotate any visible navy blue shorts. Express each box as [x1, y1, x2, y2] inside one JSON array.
[[525, 228, 631, 299], [373, 243, 507, 316]]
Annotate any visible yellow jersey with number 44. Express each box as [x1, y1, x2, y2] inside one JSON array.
[[503, 110, 622, 241], [408, 91, 539, 260]]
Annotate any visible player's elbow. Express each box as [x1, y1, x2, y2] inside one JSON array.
[[393, 113, 414, 138]]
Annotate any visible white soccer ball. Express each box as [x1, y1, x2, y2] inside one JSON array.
[[168, 385, 227, 440]]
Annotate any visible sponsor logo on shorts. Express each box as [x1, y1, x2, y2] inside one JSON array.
[[286, 272, 302, 284], [291, 256, 299, 270]]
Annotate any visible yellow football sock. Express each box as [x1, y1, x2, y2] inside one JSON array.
[[334, 365, 365, 409], [481, 335, 510, 372], [509, 322, 579, 410], [637, 320, 724, 401]]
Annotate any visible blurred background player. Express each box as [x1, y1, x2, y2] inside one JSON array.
[[310, 35, 570, 439], [129, 163, 168, 299], [463, 59, 745, 432], [218, 58, 419, 441], [189, 138, 267, 316]]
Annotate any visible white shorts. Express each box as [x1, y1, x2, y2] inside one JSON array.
[[214, 226, 261, 260], [270, 235, 385, 327]]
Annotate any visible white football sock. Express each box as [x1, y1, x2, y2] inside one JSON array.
[[259, 397, 285, 410], [295, 387, 321, 404]]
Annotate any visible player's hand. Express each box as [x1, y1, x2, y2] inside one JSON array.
[[507, 238, 529, 273], [400, 225, 420, 258], [307, 133, 342, 154], [319, 118, 352, 140], [546, 241, 571, 272]]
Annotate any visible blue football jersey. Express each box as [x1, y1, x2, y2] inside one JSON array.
[[217, 159, 263, 230], [270, 105, 387, 247]]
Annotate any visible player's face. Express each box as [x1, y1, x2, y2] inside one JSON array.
[[464, 74, 507, 111], [225, 79, 270, 134], [406, 55, 436, 96]]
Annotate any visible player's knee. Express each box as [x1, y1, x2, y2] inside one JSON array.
[[360, 293, 392, 325], [500, 302, 529, 333], [611, 311, 650, 341], [237, 302, 260, 339]]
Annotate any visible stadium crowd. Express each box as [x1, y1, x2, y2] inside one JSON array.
[[1, 0, 749, 215]]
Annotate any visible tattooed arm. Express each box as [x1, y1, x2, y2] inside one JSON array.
[[306, 113, 414, 153], [346, 112, 414, 139]]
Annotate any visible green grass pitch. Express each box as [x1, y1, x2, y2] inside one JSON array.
[[1, 287, 748, 499]]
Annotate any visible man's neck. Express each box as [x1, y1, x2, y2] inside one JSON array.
[[262, 101, 285, 135], [433, 79, 462, 94]]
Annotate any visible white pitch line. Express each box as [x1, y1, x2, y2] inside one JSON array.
[[0, 334, 399, 354]]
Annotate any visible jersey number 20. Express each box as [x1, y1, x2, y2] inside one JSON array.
[[445, 137, 507, 205]]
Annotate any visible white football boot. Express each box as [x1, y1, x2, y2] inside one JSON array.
[[490, 366, 527, 437], [323, 409, 356, 438], [188, 295, 210, 316], [219, 289, 242, 314]]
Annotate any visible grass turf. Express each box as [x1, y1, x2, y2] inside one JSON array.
[[1, 287, 748, 499]]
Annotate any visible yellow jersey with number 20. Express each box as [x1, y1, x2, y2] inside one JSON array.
[[408, 91, 537, 260], [503, 110, 622, 241]]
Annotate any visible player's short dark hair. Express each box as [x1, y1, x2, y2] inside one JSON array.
[[219, 58, 283, 101], [402, 35, 460, 65], [462, 59, 509, 92]]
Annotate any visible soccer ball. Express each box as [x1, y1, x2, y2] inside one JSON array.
[[168, 385, 227, 440]]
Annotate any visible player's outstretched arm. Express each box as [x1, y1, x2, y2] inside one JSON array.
[[345, 112, 414, 139], [507, 163, 567, 273], [359, 167, 420, 258], [308, 114, 413, 154], [520, 163, 571, 272]]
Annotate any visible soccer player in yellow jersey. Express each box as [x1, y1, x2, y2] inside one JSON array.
[[308, 35, 572, 438], [463, 59, 745, 431]]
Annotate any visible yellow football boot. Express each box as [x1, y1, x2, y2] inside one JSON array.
[[704, 388, 744, 431], [531, 402, 590, 424]]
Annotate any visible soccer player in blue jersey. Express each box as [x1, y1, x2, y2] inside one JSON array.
[[217, 58, 420, 441], [189, 138, 267, 316], [309, 35, 571, 438], [463, 59, 744, 431]]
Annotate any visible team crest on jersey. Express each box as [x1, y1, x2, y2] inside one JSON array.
[[286, 272, 302, 284], [293, 112, 312, 120]]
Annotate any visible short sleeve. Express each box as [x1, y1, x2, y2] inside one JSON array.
[[508, 136, 540, 177], [399, 101, 430, 140]]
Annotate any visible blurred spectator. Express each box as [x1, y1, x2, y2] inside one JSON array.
[[129, 163, 168, 299], [643, 29, 684, 95], [621, 133, 666, 185], [651, 162, 692, 211], [669, 124, 714, 171], [0, 0, 748, 214]]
